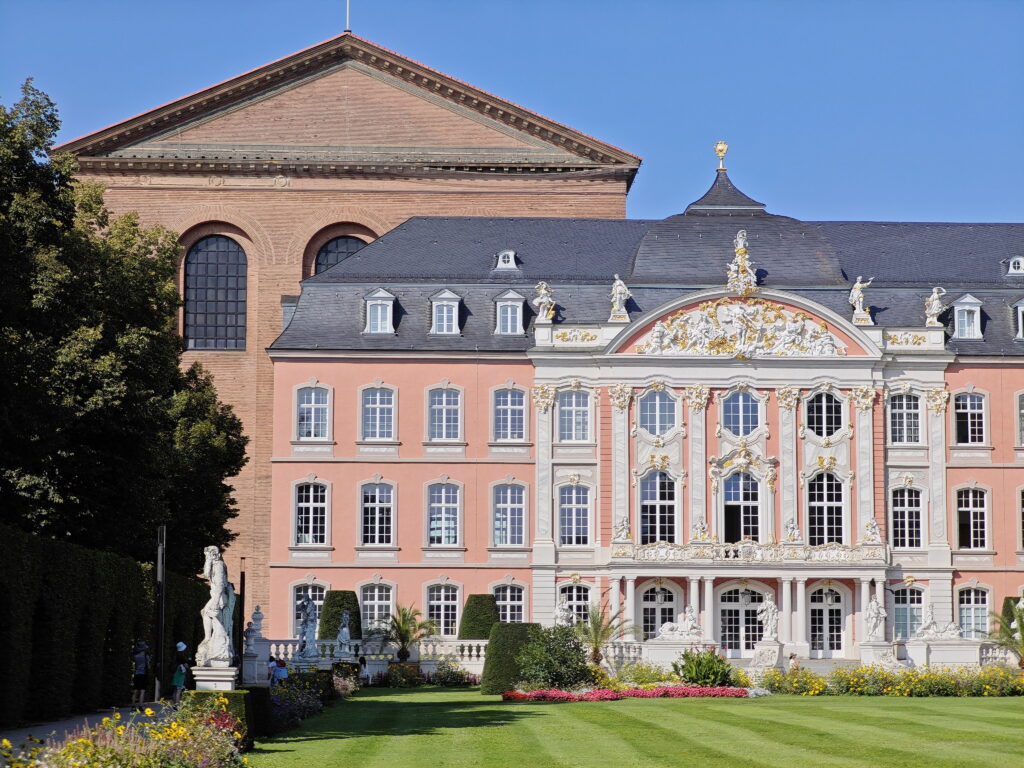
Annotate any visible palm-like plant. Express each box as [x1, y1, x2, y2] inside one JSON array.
[[385, 604, 438, 661], [575, 602, 633, 664], [990, 601, 1024, 669]]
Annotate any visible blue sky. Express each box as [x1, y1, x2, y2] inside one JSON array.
[[2, 0, 1021, 222]]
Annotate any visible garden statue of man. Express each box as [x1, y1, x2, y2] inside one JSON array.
[[848, 276, 873, 316], [197, 546, 234, 667], [866, 595, 887, 641], [609, 274, 632, 320], [680, 605, 702, 638], [756, 593, 780, 641]]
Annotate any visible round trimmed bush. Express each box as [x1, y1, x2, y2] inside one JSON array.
[[318, 590, 362, 641], [458, 594, 500, 639], [480, 622, 538, 695]]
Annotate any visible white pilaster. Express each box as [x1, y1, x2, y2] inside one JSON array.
[[779, 396, 797, 539], [611, 397, 631, 541], [624, 577, 637, 641], [858, 578, 871, 643], [703, 576, 715, 643], [688, 403, 707, 539], [688, 577, 700, 615], [794, 578, 808, 649], [780, 578, 793, 644], [855, 399, 874, 541], [928, 402, 948, 545], [610, 576, 622, 618]]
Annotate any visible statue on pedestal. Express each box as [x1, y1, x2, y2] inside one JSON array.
[[532, 281, 555, 322], [924, 287, 947, 327], [849, 276, 874, 325], [756, 593, 780, 641], [866, 595, 887, 641], [196, 546, 235, 668], [296, 593, 321, 660], [609, 274, 632, 322], [336, 610, 355, 657]]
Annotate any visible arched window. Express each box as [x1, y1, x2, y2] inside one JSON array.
[[724, 473, 759, 543], [493, 484, 525, 546], [360, 483, 393, 545], [558, 485, 590, 546], [427, 483, 460, 546], [315, 236, 365, 274], [494, 585, 524, 623], [559, 584, 590, 623], [184, 235, 247, 350], [807, 473, 843, 545], [891, 488, 922, 548], [360, 584, 392, 632], [638, 391, 675, 436], [958, 588, 988, 639], [640, 586, 675, 639], [293, 584, 325, 638], [427, 584, 459, 636], [893, 587, 923, 640], [806, 392, 842, 437], [956, 488, 987, 549], [889, 394, 921, 444], [295, 483, 327, 545], [296, 386, 329, 440], [723, 391, 759, 437], [639, 472, 676, 544]]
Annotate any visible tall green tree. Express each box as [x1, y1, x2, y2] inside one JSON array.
[[0, 81, 247, 573]]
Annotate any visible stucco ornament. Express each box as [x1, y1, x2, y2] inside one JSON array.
[[914, 603, 963, 640], [691, 516, 710, 542], [727, 230, 759, 297], [631, 540, 887, 564], [657, 607, 703, 641], [532, 281, 555, 322], [637, 298, 846, 358], [851, 386, 877, 412], [531, 384, 555, 413], [848, 276, 874, 325], [609, 274, 632, 322], [924, 287, 947, 327], [776, 386, 801, 410], [683, 385, 711, 412], [784, 517, 801, 543], [196, 546, 236, 668], [925, 388, 950, 413], [756, 593, 780, 640], [866, 595, 887, 641], [612, 516, 631, 542], [607, 383, 633, 410], [863, 519, 882, 544]]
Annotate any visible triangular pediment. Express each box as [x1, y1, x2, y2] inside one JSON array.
[[57, 33, 639, 177]]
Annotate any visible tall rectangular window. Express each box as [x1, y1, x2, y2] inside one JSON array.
[[428, 584, 459, 635], [954, 393, 985, 444], [808, 473, 844, 545], [366, 301, 392, 334], [431, 302, 457, 334], [428, 389, 461, 440], [889, 394, 920, 444], [1018, 394, 1024, 445], [361, 388, 395, 440], [639, 472, 676, 544], [806, 393, 842, 437], [428, 484, 459, 545], [558, 485, 590, 545], [496, 302, 522, 335], [361, 484, 393, 545], [361, 584, 392, 632], [958, 589, 988, 639], [891, 488, 922, 548], [297, 387, 329, 439], [956, 488, 987, 549], [724, 473, 759, 543], [494, 389, 525, 441], [639, 391, 675, 436], [893, 588, 923, 640], [493, 484, 525, 546], [557, 391, 590, 442], [295, 483, 327, 545]]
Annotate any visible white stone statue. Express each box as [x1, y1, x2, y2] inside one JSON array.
[[196, 546, 235, 668], [1011, 595, 1024, 640], [915, 602, 963, 640], [726, 231, 758, 297], [866, 595, 887, 641], [848, 276, 873, 320], [532, 281, 555, 322], [609, 274, 632, 321], [756, 593, 780, 641], [646, 320, 668, 354], [554, 597, 575, 627], [784, 518, 801, 543], [924, 287, 947, 327], [680, 605, 703, 638], [863, 519, 882, 544], [613, 516, 631, 541], [733, 229, 748, 251], [808, 321, 838, 356], [243, 621, 256, 655], [296, 593, 320, 660]]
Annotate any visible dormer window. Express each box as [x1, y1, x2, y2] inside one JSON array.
[[494, 289, 525, 335], [495, 249, 518, 270], [1008, 257, 1024, 275], [952, 294, 983, 340], [1014, 298, 1024, 339], [430, 290, 461, 335], [364, 288, 396, 334]]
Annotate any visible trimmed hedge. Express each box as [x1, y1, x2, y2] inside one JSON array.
[[458, 594, 499, 639], [242, 686, 272, 738], [183, 689, 253, 750], [319, 590, 362, 641], [0, 523, 207, 726], [480, 622, 538, 695]]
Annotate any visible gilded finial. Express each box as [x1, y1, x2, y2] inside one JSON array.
[[714, 140, 728, 169]]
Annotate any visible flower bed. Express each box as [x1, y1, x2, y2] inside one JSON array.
[[502, 685, 748, 702], [760, 665, 1024, 697]]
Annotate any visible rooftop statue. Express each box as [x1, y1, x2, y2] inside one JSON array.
[[609, 274, 632, 322], [533, 281, 555, 323], [925, 287, 947, 327], [849, 276, 874, 325]]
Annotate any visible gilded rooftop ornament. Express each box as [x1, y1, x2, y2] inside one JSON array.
[[714, 140, 728, 169], [727, 229, 758, 297]]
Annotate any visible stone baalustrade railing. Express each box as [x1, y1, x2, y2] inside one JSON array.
[[419, 639, 488, 674], [616, 540, 888, 565]]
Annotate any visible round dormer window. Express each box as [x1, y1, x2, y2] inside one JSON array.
[[496, 249, 517, 269], [1009, 256, 1024, 275]]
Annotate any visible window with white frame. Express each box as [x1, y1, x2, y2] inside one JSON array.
[[428, 584, 459, 636], [806, 392, 842, 437], [296, 387, 329, 439], [1018, 394, 1024, 445], [428, 388, 461, 440], [952, 295, 983, 339], [295, 482, 327, 545], [891, 488, 922, 548], [493, 389, 526, 441], [639, 472, 676, 544], [557, 390, 590, 442], [361, 387, 395, 440], [559, 584, 590, 623], [807, 473, 844, 546], [496, 302, 523, 335], [893, 587, 923, 640], [361, 584, 392, 632], [293, 584, 325, 638], [1010, 257, 1024, 275], [427, 483, 460, 546], [495, 249, 518, 270], [954, 393, 985, 444], [723, 472, 759, 543], [364, 289, 395, 334], [641, 586, 676, 640], [360, 484, 393, 545], [493, 484, 525, 546], [956, 488, 987, 549], [723, 391, 759, 437], [558, 485, 590, 545], [430, 291, 460, 335], [1014, 300, 1024, 339], [889, 394, 921, 444], [494, 585, 524, 623], [958, 588, 988, 639], [638, 390, 675, 436]]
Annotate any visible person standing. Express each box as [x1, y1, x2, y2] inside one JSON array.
[[132, 641, 151, 705], [170, 641, 190, 705]]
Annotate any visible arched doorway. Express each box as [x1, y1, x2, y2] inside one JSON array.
[[640, 585, 678, 640], [809, 587, 844, 658], [719, 586, 767, 658]]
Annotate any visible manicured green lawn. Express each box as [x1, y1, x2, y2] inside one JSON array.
[[250, 688, 1024, 768]]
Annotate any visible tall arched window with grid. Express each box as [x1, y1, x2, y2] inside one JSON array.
[[184, 236, 247, 350]]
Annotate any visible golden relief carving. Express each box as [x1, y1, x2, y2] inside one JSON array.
[[683, 385, 711, 412], [851, 386, 877, 412], [607, 383, 633, 411], [531, 385, 555, 413], [555, 329, 598, 343], [883, 331, 926, 347], [925, 388, 950, 413], [776, 386, 801, 410]]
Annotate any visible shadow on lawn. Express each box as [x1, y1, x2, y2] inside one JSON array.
[[251, 688, 538, 753]]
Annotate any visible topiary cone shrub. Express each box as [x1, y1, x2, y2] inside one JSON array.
[[319, 590, 362, 641], [480, 622, 538, 695], [458, 594, 500, 639]]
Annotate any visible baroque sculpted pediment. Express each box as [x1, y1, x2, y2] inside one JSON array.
[[636, 297, 846, 359]]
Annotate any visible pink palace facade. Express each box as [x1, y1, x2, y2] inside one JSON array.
[[266, 154, 1024, 663]]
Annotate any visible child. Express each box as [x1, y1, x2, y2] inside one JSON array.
[[788, 653, 800, 672], [171, 641, 190, 705]]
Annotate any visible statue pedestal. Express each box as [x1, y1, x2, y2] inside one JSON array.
[[608, 312, 629, 323], [643, 638, 713, 665], [192, 666, 239, 691], [852, 310, 873, 326], [858, 640, 908, 670], [749, 640, 784, 675], [905, 638, 981, 668]]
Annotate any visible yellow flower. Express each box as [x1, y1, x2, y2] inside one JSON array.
[[144, 707, 155, 716], [1, 739, 11, 749]]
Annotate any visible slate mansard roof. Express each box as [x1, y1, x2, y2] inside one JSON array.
[[273, 169, 1024, 356]]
